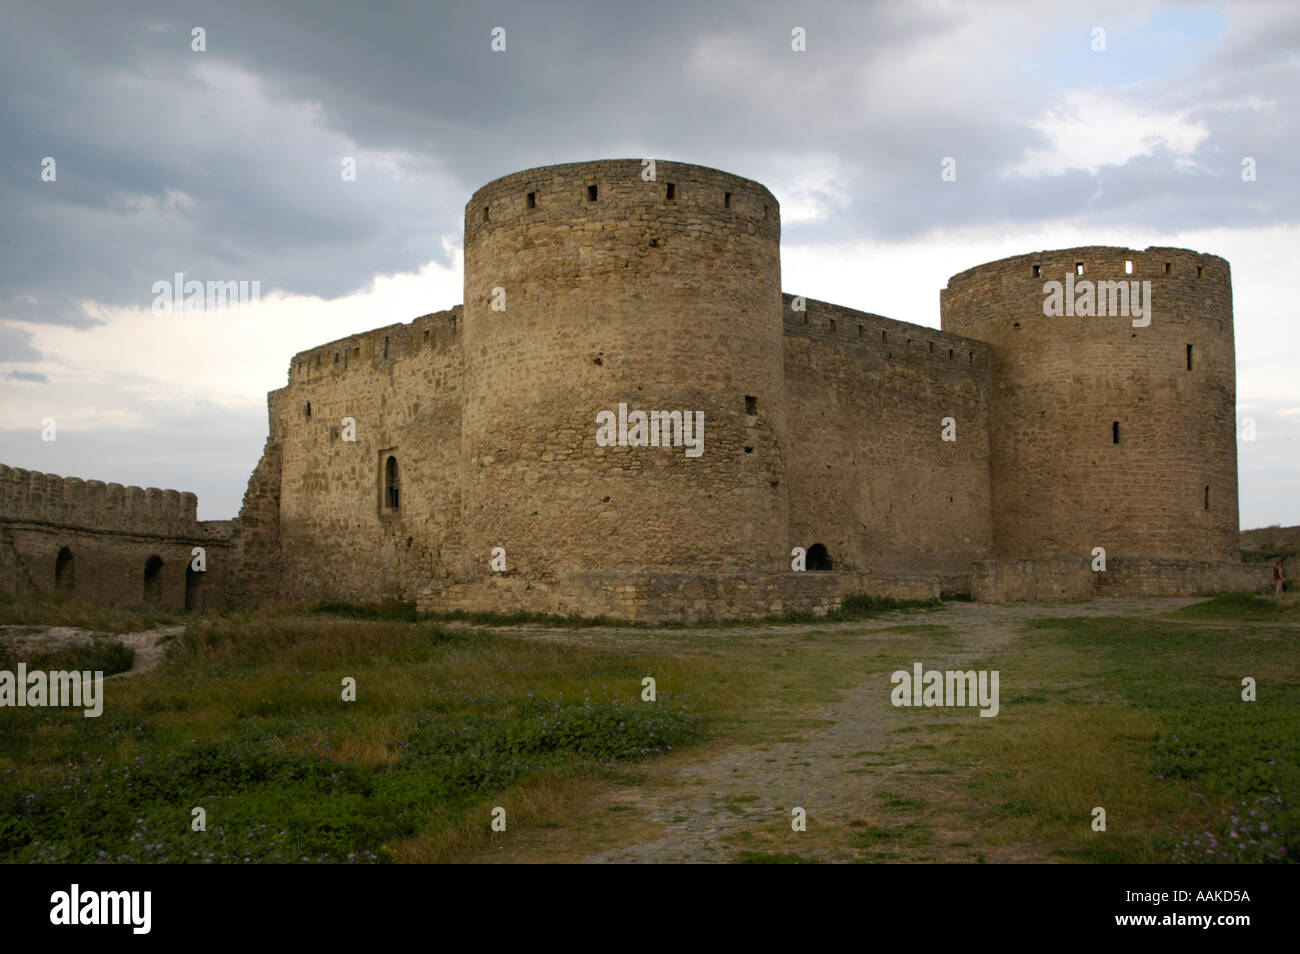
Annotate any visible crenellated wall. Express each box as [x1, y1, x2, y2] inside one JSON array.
[[0, 464, 226, 609], [782, 295, 994, 576], [0, 170, 1257, 620]]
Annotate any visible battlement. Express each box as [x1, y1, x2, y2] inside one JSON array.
[[943, 245, 1231, 316], [465, 159, 779, 250], [783, 294, 990, 371], [287, 306, 462, 384], [0, 464, 202, 536]]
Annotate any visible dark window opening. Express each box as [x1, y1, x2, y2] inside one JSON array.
[[383, 337, 389, 358], [305, 401, 312, 418], [1032, 264, 1041, 278], [1013, 322, 1020, 329], [1196, 265, 1203, 278], [1164, 262, 1172, 274], [858, 325, 863, 338], [881, 330, 887, 344], [587, 184, 597, 202], [948, 348, 954, 359], [185, 565, 203, 611], [724, 192, 731, 208], [143, 555, 164, 606], [483, 205, 489, 221], [744, 446, 753, 454], [1204, 486, 1210, 510], [666, 183, 676, 200], [1186, 344, 1193, 370], [829, 319, 837, 332], [1112, 421, 1120, 444], [929, 341, 934, 352], [745, 395, 757, 415], [334, 352, 339, 364], [385, 455, 400, 510], [526, 192, 536, 208], [55, 547, 73, 593], [968, 352, 973, 363], [807, 543, 833, 571]]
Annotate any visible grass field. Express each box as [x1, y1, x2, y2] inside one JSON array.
[[0, 591, 1296, 863]]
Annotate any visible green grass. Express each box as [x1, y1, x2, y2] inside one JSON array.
[[0, 593, 183, 633]]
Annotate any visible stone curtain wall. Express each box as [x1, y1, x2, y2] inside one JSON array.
[[251, 308, 464, 604], [972, 557, 1268, 602], [782, 295, 994, 576], [942, 246, 1239, 563], [0, 464, 226, 609]]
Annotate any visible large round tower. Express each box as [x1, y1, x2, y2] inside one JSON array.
[[941, 246, 1239, 561], [460, 160, 789, 577]]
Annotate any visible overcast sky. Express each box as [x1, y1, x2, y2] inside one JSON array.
[[1, 0, 1296, 527]]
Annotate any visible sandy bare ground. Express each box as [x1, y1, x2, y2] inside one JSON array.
[[0, 624, 185, 677]]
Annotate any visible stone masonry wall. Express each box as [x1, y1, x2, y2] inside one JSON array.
[[942, 247, 1239, 563], [259, 307, 464, 604], [783, 295, 993, 575], [460, 160, 790, 581], [0, 464, 225, 609]]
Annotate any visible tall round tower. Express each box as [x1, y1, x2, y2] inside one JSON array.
[[941, 246, 1239, 561], [460, 159, 789, 577]]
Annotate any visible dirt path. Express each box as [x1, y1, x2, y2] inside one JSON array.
[[0, 624, 184, 677], [554, 597, 1203, 863]]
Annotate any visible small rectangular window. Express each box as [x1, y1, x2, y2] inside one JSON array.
[[1032, 264, 1041, 278], [745, 396, 757, 415], [527, 192, 536, 208], [1186, 344, 1193, 370], [724, 192, 731, 208], [881, 330, 887, 343], [1164, 262, 1172, 274], [857, 325, 863, 338], [587, 184, 598, 201], [1125, 260, 1133, 274], [666, 183, 676, 200], [829, 319, 837, 332], [1196, 265, 1203, 278], [1112, 421, 1120, 444], [1076, 262, 1084, 276], [483, 205, 490, 221], [1204, 486, 1210, 510]]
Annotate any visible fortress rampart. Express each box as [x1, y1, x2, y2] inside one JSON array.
[[2, 162, 1267, 617], [0, 465, 225, 609]]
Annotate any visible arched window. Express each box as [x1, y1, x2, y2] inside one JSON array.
[[143, 555, 164, 605], [55, 547, 74, 593], [807, 543, 833, 571], [385, 456, 400, 510]]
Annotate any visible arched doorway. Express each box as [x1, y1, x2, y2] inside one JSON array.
[[807, 543, 833, 571], [55, 547, 74, 593], [143, 555, 164, 605], [185, 564, 203, 611]]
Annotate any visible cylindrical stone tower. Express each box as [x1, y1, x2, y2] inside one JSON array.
[[941, 246, 1238, 561], [460, 159, 789, 577]]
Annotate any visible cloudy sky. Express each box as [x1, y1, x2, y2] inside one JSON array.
[[1, 0, 1296, 527]]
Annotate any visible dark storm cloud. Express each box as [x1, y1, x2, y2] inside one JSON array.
[[6, 370, 48, 383], [1, 0, 1296, 327]]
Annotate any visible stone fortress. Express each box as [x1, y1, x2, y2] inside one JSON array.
[[0, 160, 1268, 621]]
